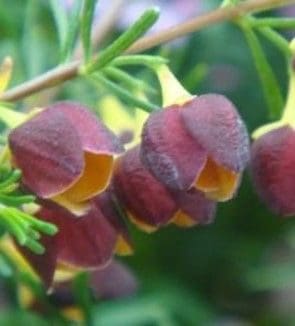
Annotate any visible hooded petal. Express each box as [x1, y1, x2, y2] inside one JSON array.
[[181, 94, 250, 172], [94, 190, 133, 255], [141, 106, 207, 190], [171, 188, 217, 227], [251, 126, 295, 216], [48, 101, 124, 155], [9, 108, 84, 198], [113, 146, 178, 232], [37, 203, 117, 269], [46, 102, 124, 205]]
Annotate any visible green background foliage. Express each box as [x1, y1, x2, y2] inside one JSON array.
[[0, 0, 295, 325]]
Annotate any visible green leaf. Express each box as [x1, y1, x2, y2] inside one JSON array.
[[92, 74, 159, 112], [250, 17, 295, 29], [81, 0, 97, 62], [49, 0, 68, 47], [112, 55, 168, 69], [0, 169, 21, 192], [61, 0, 82, 62], [240, 23, 284, 119], [0, 194, 36, 206], [84, 8, 160, 74], [256, 26, 291, 58], [103, 66, 157, 94]]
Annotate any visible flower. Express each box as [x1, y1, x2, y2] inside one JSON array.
[[8, 101, 124, 214], [250, 53, 295, 216], [141, 94, 250, 202], [251, 126, 295, 216], [113, 146, 216, 232], [13, 196, 132, 289]]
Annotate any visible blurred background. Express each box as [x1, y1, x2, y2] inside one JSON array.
[[0, 0, 295, 325]]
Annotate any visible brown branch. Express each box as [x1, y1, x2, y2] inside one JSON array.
[[1, 0, 294, 102]]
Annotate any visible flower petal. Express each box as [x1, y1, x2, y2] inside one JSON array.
[[46, 102, 124, 204], [251, 126, 295, 216], [113, 147, 178, 231], [141, 106, 207, 190], [90, 260, 138, 300], [181, 94, 250, 172], [38, 204, 117, 269], [48, 101, 124, 155], [54, 153, 114, 204], [171, 188, 216, 227], [9, 109, 84, 198], [95, 190, 133, 255], [195, 157, 241, 201]]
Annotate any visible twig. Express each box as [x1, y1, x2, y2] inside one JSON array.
[[1, 0, 294, 102]]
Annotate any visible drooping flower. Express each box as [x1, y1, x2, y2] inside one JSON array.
[[113, 146, 216, 232], [8, 101, 124, 214], [13, 197, 132, 289], [251, 126, 295, 216], [141, 66, 250, 202], [250, 55, 295, 216]]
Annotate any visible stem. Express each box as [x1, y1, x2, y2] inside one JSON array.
[[258, 27, 291, 58], [92, 74, 158, 112], [84, 8, 160, 73], [81, 0, 97, 62], [282, 65, 295, 123], [241, 22, 284, 119], [0, 0, 294, 102], [250, 17, 295, 29]]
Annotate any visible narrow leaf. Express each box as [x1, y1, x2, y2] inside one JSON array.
[[84, 8, 160, 73], [61, 0, 82, 62], [92, 74, 158, 113], [81, 0, 97, 62], [241, 24, 284, 119]]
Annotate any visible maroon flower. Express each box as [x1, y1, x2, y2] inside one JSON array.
[[251, 126, 295, 216], [17, 198, 132, 289], [141, 94, 250, 201], [9, 101, 124, 214], [113, 146, 216, 232]]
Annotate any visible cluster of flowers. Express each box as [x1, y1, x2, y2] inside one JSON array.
[[6, 57, 295, 294], [7, 89, 251, 291]]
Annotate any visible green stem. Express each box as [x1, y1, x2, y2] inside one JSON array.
[[92, 74, 159, 113], [240, 22, 284, 119], [282, 65, 295, 123], [250, 17, 295, 29], [112, 55, 168, 68], [81, 0, 97, 62], [257, 27, 291, 58], [103, 67, 156, 94], [83, 8, 160, 74]]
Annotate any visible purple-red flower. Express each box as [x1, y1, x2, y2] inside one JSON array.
[[16, 197, 132, 289], [141, 94, 250, 202], [251, 126, 295, 216], [8, 101, 124, 214], [113, 146, 216, 232]]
